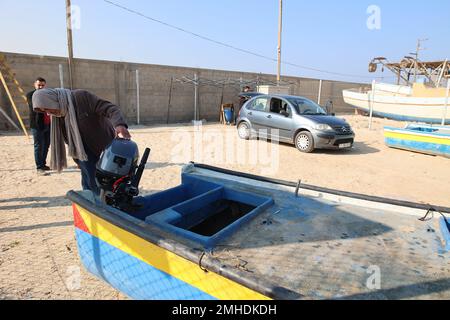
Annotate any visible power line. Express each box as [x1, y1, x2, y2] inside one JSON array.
[[103, 0, 391, 81]]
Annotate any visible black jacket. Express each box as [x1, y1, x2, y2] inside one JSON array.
[[59, 90, 128, 157], [27, 90, 47, 130]]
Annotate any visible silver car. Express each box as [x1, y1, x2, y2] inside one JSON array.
[[236, 94, 355, 153]]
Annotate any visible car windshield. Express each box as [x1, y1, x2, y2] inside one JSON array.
[[287, 97, 327, 115]]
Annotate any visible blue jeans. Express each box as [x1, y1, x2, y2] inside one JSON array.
[[31, 126, 50, 169], [74, 147, 100, 195]]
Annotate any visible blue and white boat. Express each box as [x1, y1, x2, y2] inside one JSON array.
[[67, 164, 450, 300], [384, 124, 450, 158]]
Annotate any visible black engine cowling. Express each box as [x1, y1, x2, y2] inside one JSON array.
[[95, 138, 150, 212]]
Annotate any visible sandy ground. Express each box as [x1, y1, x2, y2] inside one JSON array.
[[0, 115, 449, 300]]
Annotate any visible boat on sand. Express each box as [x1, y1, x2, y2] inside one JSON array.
[[67, 164, 450, 300], [343, 56, 450, 124]]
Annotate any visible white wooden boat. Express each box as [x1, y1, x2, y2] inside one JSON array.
[[343, 82, 450, 124], [343, 56, 450, 124]]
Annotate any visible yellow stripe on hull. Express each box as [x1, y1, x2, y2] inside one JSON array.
[[75, 205, 270, 300], [384, 131, 450, 146]]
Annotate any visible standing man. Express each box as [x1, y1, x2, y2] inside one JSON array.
[[32, 88, 131, 195], [26, 77, 51, 175], [235, 86, 254, 125]]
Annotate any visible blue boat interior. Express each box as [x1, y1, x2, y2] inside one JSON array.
[[128, 174, 274, 248], [406, 124, 450, 136], [407, 125, 439, 133], [385, 125, 450, 136], [384, 125, 450, 158]]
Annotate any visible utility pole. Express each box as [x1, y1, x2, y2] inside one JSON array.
[[411, 38, 428, 83], [277, 0, 283, 85], [194, 73, 198, 121], [136, 70, 140, 125], [66, 0, 74, 89]]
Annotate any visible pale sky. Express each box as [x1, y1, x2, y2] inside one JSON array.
[[1, 0, 449, 83]]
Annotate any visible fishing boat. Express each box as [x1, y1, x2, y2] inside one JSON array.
[[384, 124, 450, 158], [343, 56, 450, 124], [67, 163, 450, 300]]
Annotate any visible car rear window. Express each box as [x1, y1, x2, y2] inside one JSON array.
[[248, 97, 269, 112]]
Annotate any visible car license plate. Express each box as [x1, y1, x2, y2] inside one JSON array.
[[339, 143, 352, 149]]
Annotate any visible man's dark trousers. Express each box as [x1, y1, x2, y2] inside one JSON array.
[[74, 146, 100, 196], [31, 125, 50, 169]]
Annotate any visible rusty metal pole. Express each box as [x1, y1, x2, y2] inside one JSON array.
[[277, 0, 283, 85], [136, 69, 140, 125], [194, 73, 198, 121], [317, 79, 323, 105], [66, 0, 74, 89], [369, 80, 376, 130], [413, 40, 419, 83], [442, 79, 450, 126]]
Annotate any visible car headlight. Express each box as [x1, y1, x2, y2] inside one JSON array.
[[314, 124, 333, 131]]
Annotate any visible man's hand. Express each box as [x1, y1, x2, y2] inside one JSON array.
[[115, 125, 131, 140]]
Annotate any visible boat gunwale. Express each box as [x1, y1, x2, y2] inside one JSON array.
[[384, 126, 450, 139], [191, 163, 450, 214]]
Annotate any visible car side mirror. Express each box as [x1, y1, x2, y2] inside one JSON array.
[[281, 110, 289, 117], [331, 113, 336, 116]]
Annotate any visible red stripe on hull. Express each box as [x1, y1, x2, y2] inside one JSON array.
[[72, 204, 91, 234]]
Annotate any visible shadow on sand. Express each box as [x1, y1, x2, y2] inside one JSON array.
[[0, 221, 72, 233], [0, 196, 71, 210]]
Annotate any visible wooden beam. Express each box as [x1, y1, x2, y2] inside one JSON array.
[[0, 105, 20, 131], [0, 70, 29, 138], [437, 60, 448, 87]]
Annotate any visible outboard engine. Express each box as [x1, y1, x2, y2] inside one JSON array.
[[95, 138, 150, 212]]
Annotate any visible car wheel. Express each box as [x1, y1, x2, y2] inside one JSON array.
[[238, 122, 251, 140], [295, 131, 314, 153]]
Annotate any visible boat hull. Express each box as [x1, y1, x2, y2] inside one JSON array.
[[343, 90, 450, 124], [72, 203, 271, 300], [384, 126, 450, 158]]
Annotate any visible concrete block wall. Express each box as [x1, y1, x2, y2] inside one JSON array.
[[0, 51, 366, 130]]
